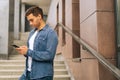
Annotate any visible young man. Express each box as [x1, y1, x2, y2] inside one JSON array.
[[16, 6, 58, 80]]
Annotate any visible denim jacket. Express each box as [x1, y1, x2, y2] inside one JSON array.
[[19, 24, 58, 79]]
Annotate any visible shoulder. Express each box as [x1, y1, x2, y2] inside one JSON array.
[[43, 24, 56, 34], [46, 24, 54, 31], [43, 24, 58, 38]]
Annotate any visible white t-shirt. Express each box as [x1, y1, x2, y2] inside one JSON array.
[[28, 30, 38, 71]]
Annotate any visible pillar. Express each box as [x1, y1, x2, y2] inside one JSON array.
[[0, 0, 15, 59], [14, 0, 21, 39], [21, 3, 25, 32]]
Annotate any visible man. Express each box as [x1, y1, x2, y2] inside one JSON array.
[[16, 6, 58, 80]]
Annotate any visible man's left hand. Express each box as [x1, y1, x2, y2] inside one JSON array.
[[16, 46, 28, 55]]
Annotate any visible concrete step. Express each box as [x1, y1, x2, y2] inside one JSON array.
[[0, 69, 68, 75], [0, 54, 71, 80], [9, 56, 66, 61], [54, 75, 71, 80], [54, 64, 66, 69], [9, 55, 25, 60], [0, 60, 64, 65], [0, 70, 23, 75], [54, 60, 64, 64], [0, 63, 65, 66], [0, 75, 20, 80], [14, 40, 27, 46], [20, 32, 29, 41], [20, 32, 29, 36], [9, 55, 66, 61], [0, 65, 25, 70], [0, 64, 66, 70], [0, 75, 70, 80], [0, 60, 25, 65], [54, 69, 68, 75]]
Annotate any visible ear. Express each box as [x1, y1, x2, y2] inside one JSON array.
[[38, 14, 42, 19]]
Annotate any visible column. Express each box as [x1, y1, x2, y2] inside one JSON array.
[[14, 0, 21, 39], [0, 0, 14, 59], [21, 3, 25, 32]]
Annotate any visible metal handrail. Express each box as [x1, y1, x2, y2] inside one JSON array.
[[56, 22, 120, 80]]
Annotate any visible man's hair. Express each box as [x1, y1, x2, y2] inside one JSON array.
[[25, 6, 43, 19]]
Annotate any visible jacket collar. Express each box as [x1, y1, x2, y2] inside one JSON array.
[[33, 24, 49, 32]]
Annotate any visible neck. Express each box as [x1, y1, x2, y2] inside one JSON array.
[[38, 20, 45, 30]]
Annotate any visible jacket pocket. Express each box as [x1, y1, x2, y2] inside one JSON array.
[[35, 36, 47, 50]]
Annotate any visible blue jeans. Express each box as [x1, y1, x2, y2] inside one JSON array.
[[19, 71, 53, 80]]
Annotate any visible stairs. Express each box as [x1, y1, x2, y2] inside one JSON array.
[[0, 32, 71, 80], [0, 55, 71, 80], [0, 55, 70, 80]]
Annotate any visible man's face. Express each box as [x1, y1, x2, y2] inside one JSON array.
[[27, 13, 41, 28]]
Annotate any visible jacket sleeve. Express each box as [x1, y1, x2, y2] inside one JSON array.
[[26, 30, 58, 61]]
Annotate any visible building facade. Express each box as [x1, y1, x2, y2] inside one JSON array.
[[47, 0, 117, 80], [0, 0, 119, 80]]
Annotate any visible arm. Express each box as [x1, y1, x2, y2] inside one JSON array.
[[26, 30, 58, 61]]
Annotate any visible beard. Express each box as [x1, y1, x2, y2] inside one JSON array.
[[35, 19, 41, 28], [31, 21, 41, 29]]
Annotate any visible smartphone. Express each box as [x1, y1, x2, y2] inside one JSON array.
[[11, 44, 19, 48]]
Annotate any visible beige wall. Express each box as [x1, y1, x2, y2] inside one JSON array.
[[80, 0, 115, 58], [47, 0, 117, 80], [47, 0, 73, 58], [96, 0, 115, 58], [80, 0, 116, 80], [46, 0, 59, 28]]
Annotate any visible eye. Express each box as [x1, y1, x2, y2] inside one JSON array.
[[29, 19, 33, 22]]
